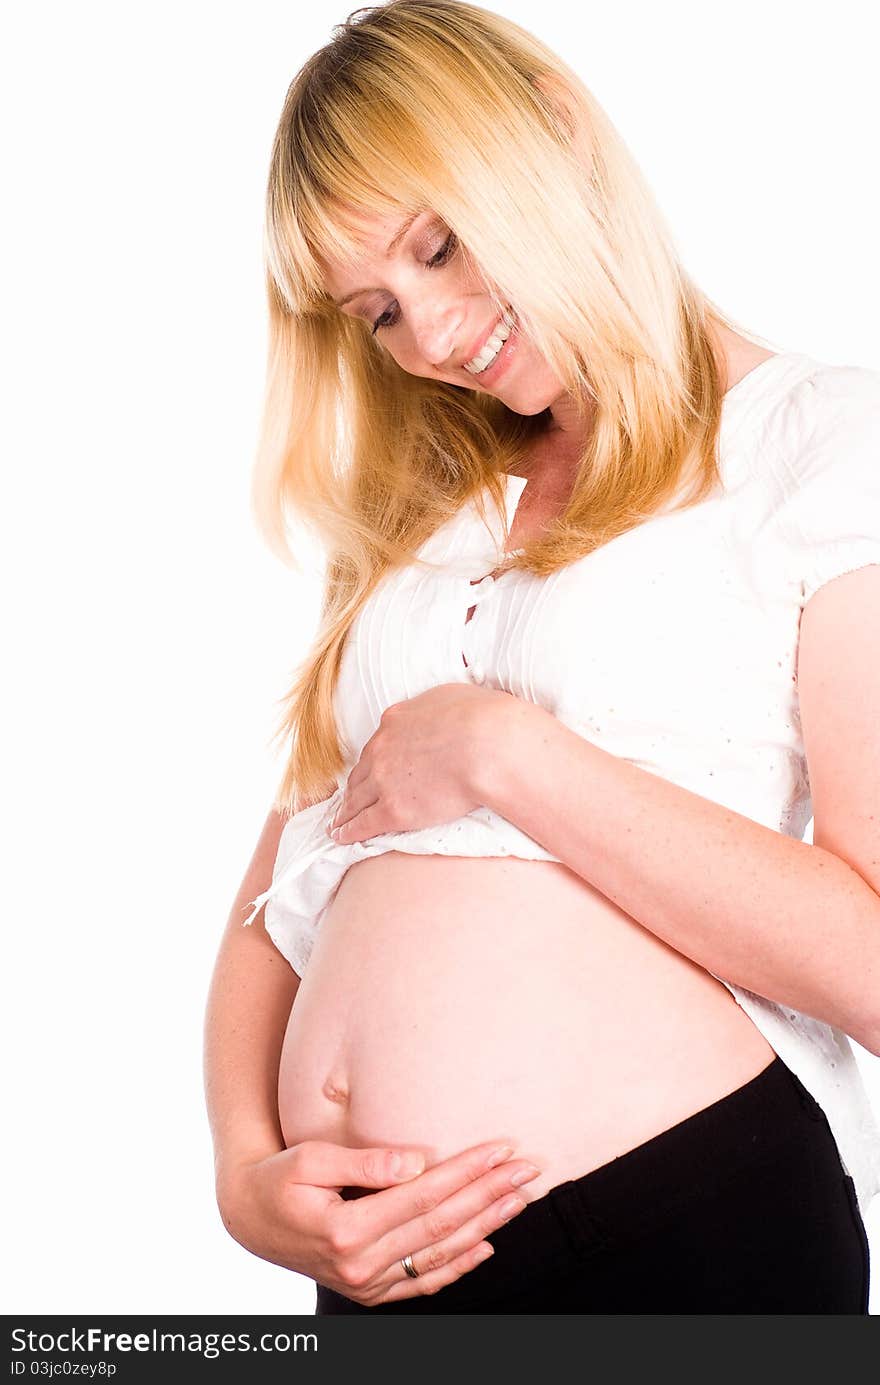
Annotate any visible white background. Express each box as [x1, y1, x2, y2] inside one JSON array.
[[3, 0, 878, 1316]]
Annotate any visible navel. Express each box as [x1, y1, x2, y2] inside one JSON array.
[[321, 1070, 351, 1106]]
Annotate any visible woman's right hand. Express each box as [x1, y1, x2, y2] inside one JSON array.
[[217, 1137, 541, 1306]]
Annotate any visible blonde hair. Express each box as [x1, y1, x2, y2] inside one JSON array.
[[253, 0, 772, 815]]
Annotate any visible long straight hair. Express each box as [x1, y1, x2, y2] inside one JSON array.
[[252, 0, 772, 815]]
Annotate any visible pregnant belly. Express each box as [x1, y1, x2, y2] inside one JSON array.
[[277, 852, 776, 1201]]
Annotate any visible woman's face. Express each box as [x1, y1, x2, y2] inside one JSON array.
[[321, 208, 565, 417]]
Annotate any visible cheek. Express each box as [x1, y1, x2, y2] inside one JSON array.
[[388, 340, 429, 376]]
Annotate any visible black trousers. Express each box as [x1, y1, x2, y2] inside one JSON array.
[[315, 1056, 871, 1314]]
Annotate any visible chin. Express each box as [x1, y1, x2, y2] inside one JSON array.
[[496, 386, 562, 417], [503, 400, 552, 418]]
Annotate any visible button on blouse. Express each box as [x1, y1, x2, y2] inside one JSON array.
[[243, 349, 880, 1219]]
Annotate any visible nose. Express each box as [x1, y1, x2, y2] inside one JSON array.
[[409, 298, 465, 369]]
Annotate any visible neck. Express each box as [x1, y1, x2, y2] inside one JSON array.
[[542, 389, 595, 455]]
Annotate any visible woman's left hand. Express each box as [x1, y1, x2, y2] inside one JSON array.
[[328, 683, 516, 843]]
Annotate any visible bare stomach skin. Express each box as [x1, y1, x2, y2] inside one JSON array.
[[277, 852, 776, 1203]]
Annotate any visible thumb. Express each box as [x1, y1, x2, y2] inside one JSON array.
[[285, 1139, 427, 1189]]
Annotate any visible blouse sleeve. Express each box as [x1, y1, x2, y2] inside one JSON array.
[[774, 365, 880, 607]]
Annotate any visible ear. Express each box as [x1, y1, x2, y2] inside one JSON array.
[[531, 70, 591, 166], [531, 70, 580, 142]]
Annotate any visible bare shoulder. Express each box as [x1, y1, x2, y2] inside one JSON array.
[[719, 328, 779, 392]]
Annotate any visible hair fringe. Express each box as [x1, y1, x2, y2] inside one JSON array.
[[250, 0, 775, 815]]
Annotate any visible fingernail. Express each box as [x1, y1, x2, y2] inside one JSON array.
[[392, 1152, 425, 1178], [498, 1195, 527, 1220], [474, 1243, 494, 1264], [486, 1144, 515, 1168], [510, 1163, 541, 1186]]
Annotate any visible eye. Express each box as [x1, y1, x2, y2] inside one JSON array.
[[371, 304, 400, 335], [371, 231, 459, 335], [427, 231, 457, 269]]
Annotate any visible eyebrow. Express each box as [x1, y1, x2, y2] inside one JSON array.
[[331, 210, 421, 308]]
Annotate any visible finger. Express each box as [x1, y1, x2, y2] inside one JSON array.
[[342, 756, 369, 791], [328, 774, 378, 833], [282, 1140, 429, 1190], [378, 1184, 533, 1302], [342, 1140, 533, 1247], [379, 1235, 500, 1305], [331, 800, 382, 843], [374, 1160, 539, 1272]]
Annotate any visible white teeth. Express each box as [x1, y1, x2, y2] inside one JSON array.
[[463, 308, 516, 374]]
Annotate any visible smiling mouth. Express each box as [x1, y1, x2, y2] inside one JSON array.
[[462, 307, 517, 375]]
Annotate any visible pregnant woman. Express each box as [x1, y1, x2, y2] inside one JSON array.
[[203, 0, 880, 1313]]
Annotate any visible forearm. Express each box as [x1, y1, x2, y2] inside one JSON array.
[[203, 810, 300, 1181], [482, 699, 880, 1051]]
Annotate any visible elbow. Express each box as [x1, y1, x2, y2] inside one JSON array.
[[845, 908, 880, 1057], [855, 1019, 880, 1060], [849, 1000, 880, 1059]]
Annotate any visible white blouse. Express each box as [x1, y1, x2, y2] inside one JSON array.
[[244, 349, 880, 1217]]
